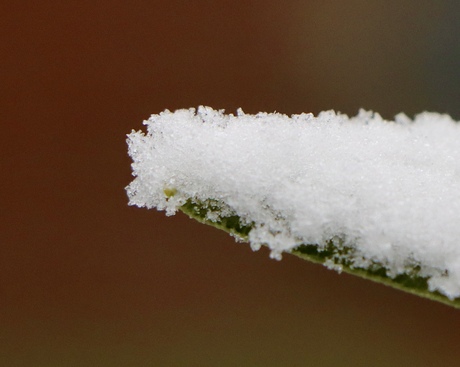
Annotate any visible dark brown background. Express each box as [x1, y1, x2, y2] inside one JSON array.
[[2, 1, 460, 366]]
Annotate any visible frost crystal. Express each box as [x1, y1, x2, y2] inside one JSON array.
[[126, 106, 460, 300]]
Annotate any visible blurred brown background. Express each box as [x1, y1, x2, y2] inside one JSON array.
[[2, 1, 460, 366]]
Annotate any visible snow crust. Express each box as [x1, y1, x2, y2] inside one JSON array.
[[126, 106, 460, 299]]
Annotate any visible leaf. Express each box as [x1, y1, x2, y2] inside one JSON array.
[[178, 196, 460, 309]]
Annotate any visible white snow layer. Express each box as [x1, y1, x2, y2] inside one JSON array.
[[126, 106, 460, 299]]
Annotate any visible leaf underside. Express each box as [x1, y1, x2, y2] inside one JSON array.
[[179, 198, 460, 309]]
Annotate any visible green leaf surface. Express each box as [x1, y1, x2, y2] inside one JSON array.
[[179, 197, 460, 309]]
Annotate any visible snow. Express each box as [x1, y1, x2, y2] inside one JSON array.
[[126, 106, 460, 299]]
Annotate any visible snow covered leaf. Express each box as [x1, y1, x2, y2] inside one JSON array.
[[126, 106, 460, 308]]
